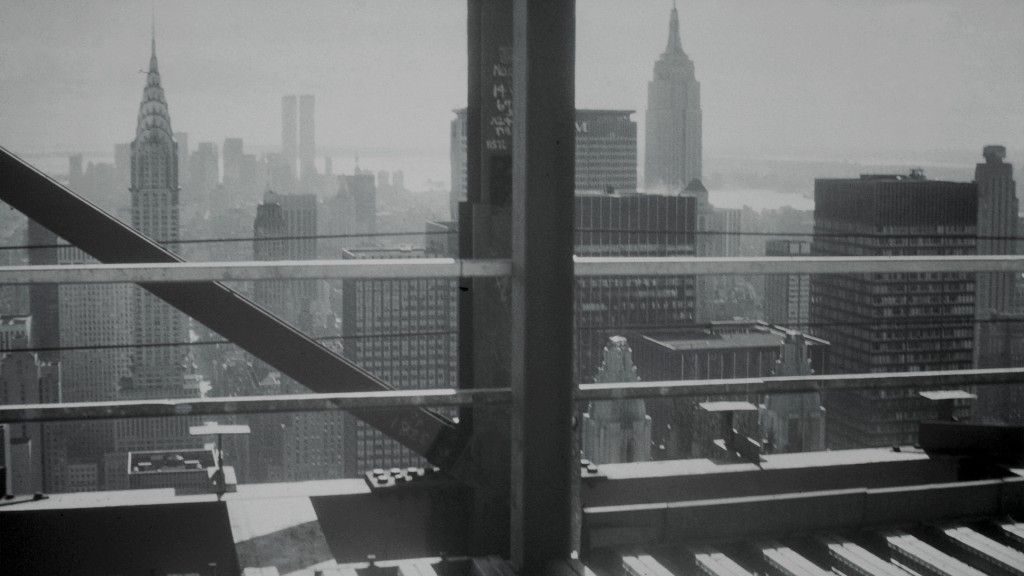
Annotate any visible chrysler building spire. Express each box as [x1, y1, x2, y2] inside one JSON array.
[[136, 16, 172, 146], [151, 11, 156, 59], [148, 10, 160, 84]]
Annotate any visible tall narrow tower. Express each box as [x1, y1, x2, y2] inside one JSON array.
[[127, 23, 187, 392], [644, 3, 702, 190], [282, 95, 298, 178], [974, 146, 1018, 321], [298, 94, 316, 180]]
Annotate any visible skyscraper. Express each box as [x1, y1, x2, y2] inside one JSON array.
[[188, 142, 218, 205], [249, 199, 346, 482], [171, 132, 188, 192], [299, 94, 316, 181], [581, 336, 652, 465], [644, 3, 702, 190], [574, 191, 698, 382], [127, 27, 187, 393], [56, 246, 131, 492], [971, 146, 1023, 423], [0, 350, 60, 494], [340, 247, 458, 474], [111, 26, 201, 480], [114, 142, 133, 194], [281, 95, 298, 179], [253, 202, 288, 313], [574, 110, 637, 193], [254, 191, 318, 330], [811, 171, 977, 448], [222, 137, 244, 186], [344, 173, 378, 236], [26, 220, 59, 362], [449, 109, 468, 220], [974, 146, 1018, 345], [58, 246, 131, 404], [764, 239, 811, 331]]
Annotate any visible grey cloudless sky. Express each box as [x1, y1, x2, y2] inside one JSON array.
[[1, 1, 1022, 166]]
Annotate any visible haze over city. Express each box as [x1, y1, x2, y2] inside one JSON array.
[[2, 0, 1022, 189], [6, 2, 1024, 573]]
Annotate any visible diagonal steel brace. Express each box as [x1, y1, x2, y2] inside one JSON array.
[[0, 146, 469, 472]]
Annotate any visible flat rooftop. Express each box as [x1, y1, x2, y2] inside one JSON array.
[[129, 448, 215, 474], [645, 331, 786, 352]]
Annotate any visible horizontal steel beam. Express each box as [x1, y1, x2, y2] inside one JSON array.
[[3, 368, 1023, 425], [577, 367, 1024, 401], [6, 255, 1024, 285], [574, 255, 1024, 277], [0, 388, 512, 424], [583, 477, 1024, 550], [0, 258, 512, 285]]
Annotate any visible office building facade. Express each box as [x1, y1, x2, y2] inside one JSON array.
[[574, 191, 698, 382], [340, 247, 458, 474], [811, 172, 977, 448], [764, 240, 811, 330], [26, 220, 59, 361], [0, 351, 61, 493], [574, 109, 638, 193]]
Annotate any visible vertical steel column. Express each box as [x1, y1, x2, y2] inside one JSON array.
[[510, 0, 576, 570], [461, 0, 515, 559]]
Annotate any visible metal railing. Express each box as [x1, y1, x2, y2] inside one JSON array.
[[2, 252, 1023, 429], [3, 367, 1023, 425], [4, 254, 1024, 284]]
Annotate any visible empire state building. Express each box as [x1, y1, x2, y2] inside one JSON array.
[[644, 3, 703, 190], [127, 26, 188, 393]]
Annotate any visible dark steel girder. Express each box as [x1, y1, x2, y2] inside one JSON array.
[[0, 146, 468, 472]]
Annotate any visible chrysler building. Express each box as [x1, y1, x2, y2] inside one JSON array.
[[127, 23, 188, 393]]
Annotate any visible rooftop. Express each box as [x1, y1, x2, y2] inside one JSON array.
[[644, 330, 789, 352], [4, 447, 1022, 575], [129, 449, 216, 474]]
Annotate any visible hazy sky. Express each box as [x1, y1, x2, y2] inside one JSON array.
[[2, 1, 1022, 166]]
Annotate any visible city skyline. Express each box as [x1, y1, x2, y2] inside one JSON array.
[[3, 4, 1024, 573], [2, 0, 1021, 181]]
